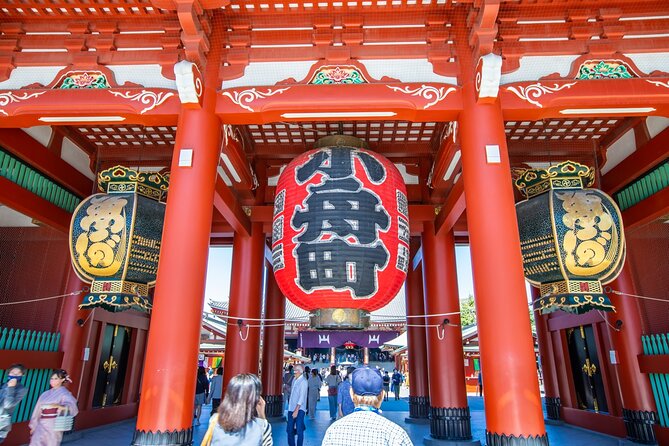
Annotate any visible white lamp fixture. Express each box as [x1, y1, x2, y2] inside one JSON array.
[[38, 116, 126, 122], [281, 111, 397, 119], [559, 107, 656, 115]]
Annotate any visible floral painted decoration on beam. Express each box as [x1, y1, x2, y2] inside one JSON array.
[[309, 66, 367, 84], [107, 90, 175, 114], [222, 87, 291, 112], [0, 91, 47, 116], [506, 82, 576, 108], [55, 71, 110, 89], [577, 61, 635, 80], [386, 85, 456, 109]]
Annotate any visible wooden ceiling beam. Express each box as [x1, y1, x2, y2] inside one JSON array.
[[0, 128, 93, 197], [252, 141, 435, 159], [621, 186, 669, 231], [602, 127, 669, 195], [0, 177, 71, 233]]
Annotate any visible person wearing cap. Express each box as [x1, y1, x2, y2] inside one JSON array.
[[322, 367, 413, 446], [286, 364, 308, 446]]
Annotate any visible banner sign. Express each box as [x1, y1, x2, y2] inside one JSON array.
[[298, 330, 399, 348]]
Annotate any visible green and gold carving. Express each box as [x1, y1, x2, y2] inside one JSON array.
[[309, 66, 367, 84], [577, 61, 635, 80], [56, 71, 110, 89], [515, 161, 625, 315], [70, 166, 169, 313]]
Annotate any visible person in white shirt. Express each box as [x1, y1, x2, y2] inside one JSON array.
[[321, 367, 414, 446], [286, 364, 308, 446]]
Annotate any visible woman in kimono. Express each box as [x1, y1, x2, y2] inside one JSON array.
[[29, 369, 78, 446]]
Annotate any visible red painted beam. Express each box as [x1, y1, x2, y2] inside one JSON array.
[[213, 177, 251, 236], [0, 176, 71, 232], [500, 78, 669, 121], [0, 350, 63, 369], [621, 186, 669, 230], [0, 128, 93, 197], [638, 354, 669, 374], [602, 127, 669, 194], [435, 179, 465, 235], [0, 89, 180, 128], [217, 83, 462, 125]]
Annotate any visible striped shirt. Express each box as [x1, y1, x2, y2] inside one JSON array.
[[321, 410, 414, 446]]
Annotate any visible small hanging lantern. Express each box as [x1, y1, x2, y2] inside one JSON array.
[[344, 341, 356, 350], [514, 161, 625, 314], [272, 135, 410, 329], [69, 166, 168, 313]]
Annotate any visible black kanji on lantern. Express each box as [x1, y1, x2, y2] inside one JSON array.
[[291, 147, 391, 298], [296, 239, 389, 298]]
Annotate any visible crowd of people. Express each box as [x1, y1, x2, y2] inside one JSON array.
[[0, 364, 78, 446], [276, 363, 408, 446], [0, 362, 410, 446], [308, 350, 394, 364]]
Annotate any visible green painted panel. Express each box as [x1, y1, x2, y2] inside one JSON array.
[[0, 148, 81, 212], [616, 161, 669, 210], [0, 327, 7, 349], [642, 334, 669, 427]]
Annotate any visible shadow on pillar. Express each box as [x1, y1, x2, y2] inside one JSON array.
[[544, 396, 564, 425], [622, 409, 658, 445], [263, 394, 285, 422], [131, 428, 193, 446], [406, 396, 431, 424], [423, 406, 481, 446]]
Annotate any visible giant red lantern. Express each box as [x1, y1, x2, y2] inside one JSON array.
[[272, 136, 409, 329]]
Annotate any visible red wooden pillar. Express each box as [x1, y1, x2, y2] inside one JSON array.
[[532, 287, 562, 422], [606, 262, 658, 443], [58, 267, 89, 400], [132, 107, 221, 446], [405, 242, 430, 423], [422, 223, 475, 444], [261, 261, 286, 419], [459, 84, 547, 446], [222, 222, 265, 387]]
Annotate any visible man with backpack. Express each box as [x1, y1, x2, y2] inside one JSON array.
[[282, 365, 295, 410]]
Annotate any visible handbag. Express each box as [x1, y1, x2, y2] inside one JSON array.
[[327, 387, 337, 397], [200, 414, 218, 446], [53, 409, 74, 432]]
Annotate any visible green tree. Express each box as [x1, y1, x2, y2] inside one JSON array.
[[460, 294, 477, 326]]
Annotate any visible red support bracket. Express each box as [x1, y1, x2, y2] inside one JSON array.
[[213, 176, 251, 237], [435, 179, 465, 236]]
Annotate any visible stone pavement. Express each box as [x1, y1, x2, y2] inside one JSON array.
[[54, 392, 624, 446]]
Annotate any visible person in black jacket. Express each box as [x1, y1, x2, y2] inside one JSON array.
[[0, 364, 28, 443], [194, 366, 209, 426]]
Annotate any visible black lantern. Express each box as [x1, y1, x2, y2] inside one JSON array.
[[69, 166, 168, 312], [515, 161, 625, 314]]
